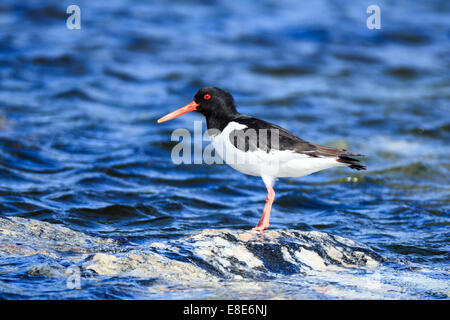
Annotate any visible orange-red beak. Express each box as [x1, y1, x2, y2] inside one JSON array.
[[157, 101, 199, 123]]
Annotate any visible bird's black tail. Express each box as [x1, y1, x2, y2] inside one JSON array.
[[337, 154, 366, 171]]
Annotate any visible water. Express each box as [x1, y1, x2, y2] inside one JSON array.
[[0, 0, 448, 299]]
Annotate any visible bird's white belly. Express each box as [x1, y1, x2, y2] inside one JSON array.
[[210, 126, 262, 177], [209, 122, 344, 178]]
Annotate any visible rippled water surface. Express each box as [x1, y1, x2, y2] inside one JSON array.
[[0, 0, 449, 299]]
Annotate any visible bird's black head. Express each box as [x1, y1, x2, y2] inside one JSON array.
[[157, 87, 239, 130], [193, 87, 238, 119]]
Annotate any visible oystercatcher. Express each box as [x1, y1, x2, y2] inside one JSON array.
[[158, 87, 365, 231]]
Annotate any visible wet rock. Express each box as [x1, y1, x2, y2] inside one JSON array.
[[0, 216, 119, 256], [157, 229, 382, 279], [28, 262, 67, 277], [0, 217, 382, 281], [1, 216, 447, 299], [83, 251, 213, 282], [79, 229, 383, 282]]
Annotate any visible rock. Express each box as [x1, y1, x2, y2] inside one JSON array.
[[0, 216, 118, 256], [152, 229, 383, 279], [4, 216, 446, 299], [0, 216, 382, 281]]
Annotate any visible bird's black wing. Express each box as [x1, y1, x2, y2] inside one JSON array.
[[229, 116, 366, 170], [228, 116, 316, 153]]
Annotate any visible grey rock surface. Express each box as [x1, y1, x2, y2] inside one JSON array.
[[0, 216, 447, 299]]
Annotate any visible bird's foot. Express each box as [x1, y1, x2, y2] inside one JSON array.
[[252, 224, 269, 231]]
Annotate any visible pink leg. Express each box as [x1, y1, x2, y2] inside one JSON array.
[[252, 184, 275, 231]]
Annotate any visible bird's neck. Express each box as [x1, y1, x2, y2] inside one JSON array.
[[205, 111, 240, 132]]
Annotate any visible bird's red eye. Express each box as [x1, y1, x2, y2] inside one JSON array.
[[204, 94, 211, 100]]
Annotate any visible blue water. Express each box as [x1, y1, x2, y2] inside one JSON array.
[[0, 0, 448, 299]]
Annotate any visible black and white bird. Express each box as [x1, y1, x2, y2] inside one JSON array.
[[158, 87, 365, 231]]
